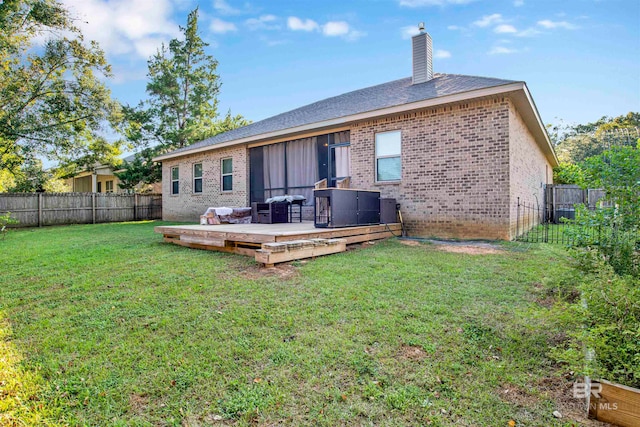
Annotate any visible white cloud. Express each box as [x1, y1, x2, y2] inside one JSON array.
[[434, 49, 451, 58], [398, 0, 475, 6], [401, 25, 421, 39], [288, 16, 364, 41], [494, 24, 517, 34], [287, 16, 319, 32], [344, 29, 367, 41], [489, 46, 518, 55], [473, 13, 503, 27], [516, 27, 541, 37], [212, 0, 240, 15], [61, 0, 180, 60], [245, 14, 280, 30], [261, 36, 288, 47], [513, 0, 524, 6], [133, 37, 166, 58], [322, 21, 350, 37], [537, 19, 578, 30], [210, 17, 237, 34]]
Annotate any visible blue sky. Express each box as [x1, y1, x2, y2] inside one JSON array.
[[62, 0, 640, 129]]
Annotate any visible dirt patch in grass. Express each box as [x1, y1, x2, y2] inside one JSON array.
[[536, 377, 609, 426], [128, 393, 149, 414], [240, 263, 300, 280], [499, 383, 541, 408], [436, 245, 503, 255], [499, 377, 609, 425], [399, 240, 422, 247], [398, 344, 428, 361]]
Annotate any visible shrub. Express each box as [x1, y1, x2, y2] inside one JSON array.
[[553, 162, 585, 185], [0, 212, 18, 239], [551, 265, 640, 387]]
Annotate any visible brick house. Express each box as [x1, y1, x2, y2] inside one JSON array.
[[155, 31, 558, 240], [64, 154, 162, 194]]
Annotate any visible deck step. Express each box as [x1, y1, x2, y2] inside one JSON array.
[[255, 238, 346, 266]]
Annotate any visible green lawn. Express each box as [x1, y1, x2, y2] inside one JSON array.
[[1, 221, 585, 426]]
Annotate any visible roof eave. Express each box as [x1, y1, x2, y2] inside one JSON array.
[[153, 82, 554, 163], [510, 83, 559, 167]]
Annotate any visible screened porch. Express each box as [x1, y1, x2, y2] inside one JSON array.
[[249, 131, 351, 205]]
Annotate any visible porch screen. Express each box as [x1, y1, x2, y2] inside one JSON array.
[[251, 131, 349, 204], [286, 137, 318, 203], [263, 143, 286, 199]]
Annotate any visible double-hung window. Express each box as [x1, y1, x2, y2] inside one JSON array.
[[171, 166, 179, 195], [105, 180, 114, 193], [193, 163, 203, 193], [375, 130, 402, 182], [221, 158, 232, 192]]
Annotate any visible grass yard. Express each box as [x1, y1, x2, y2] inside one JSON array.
[[1, 221, 592, 426]]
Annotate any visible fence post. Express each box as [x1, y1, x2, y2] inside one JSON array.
[[551, 184, 556, 223], [37, 193, 43, 227], [516, 197, 520, 239], [134, 193, 138, 221], [92, 193, 96, 224]]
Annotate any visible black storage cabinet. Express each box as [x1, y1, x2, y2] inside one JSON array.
[[380, 198, 397, 224], [252, 201, 289, 224], [314, 188, 381, 228]]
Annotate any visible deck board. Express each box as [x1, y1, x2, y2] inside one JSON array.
[[155, 221, 401, 265]]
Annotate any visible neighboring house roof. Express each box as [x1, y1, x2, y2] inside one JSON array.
[[155, 73, 557, 165], [122, 153, 138, 163]]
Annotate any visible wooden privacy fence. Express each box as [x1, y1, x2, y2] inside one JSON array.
[[545, 184, 607, 223], [0, 193, 162, 227]]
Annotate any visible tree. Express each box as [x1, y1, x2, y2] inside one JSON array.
[[120, 7, 249, 187], [553, 113, 639, 164], [0, 0, 122, 174], [113, 148, 161, 192], [8, 157, 69, 192]]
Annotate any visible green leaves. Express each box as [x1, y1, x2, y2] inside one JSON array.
[[118, 7, 250, 188], [143, 7, 222, 150], [0, 0, 121, 175]]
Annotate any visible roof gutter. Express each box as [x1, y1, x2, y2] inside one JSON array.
[[153, 82, 555, 165]]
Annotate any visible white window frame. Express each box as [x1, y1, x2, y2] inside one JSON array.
[[105, 180, 114, 193], [171, 166, 179, 195], [375, 130, 402, 182], [221, 158, 233, 192], [193, 163, 203, 194]]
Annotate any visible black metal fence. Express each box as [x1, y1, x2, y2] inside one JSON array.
[[515, 198, 601, 244], [515, 185, 612, 244]]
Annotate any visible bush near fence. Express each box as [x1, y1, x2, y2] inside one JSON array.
[[0, 193, 162, 227]]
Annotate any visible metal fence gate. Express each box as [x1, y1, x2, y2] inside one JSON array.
[[515, 185, 608, 244]]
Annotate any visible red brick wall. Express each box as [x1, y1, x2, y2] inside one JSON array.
[[160, 96, 552, 238], [350, 97, 513, 239], [508, 101, 553, 238], [161, 145, 248, 222]]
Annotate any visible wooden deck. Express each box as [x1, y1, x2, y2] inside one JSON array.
[[155, 221, 402, 266]]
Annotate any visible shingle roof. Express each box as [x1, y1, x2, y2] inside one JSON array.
[[164, 73, 517, 157]]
